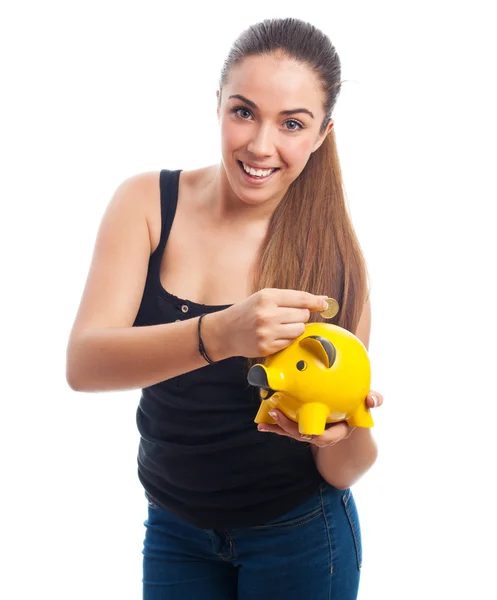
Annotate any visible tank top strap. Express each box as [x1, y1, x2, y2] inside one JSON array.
[[159, 169, 182, 250], [150, 169, 182, 270]]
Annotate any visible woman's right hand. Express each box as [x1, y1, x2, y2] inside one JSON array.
[[203, 288, 329, 360]]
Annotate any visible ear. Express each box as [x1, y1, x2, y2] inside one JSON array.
[[312, 119, 334, 153], [299, 335, 337, 368], [216, 90, 220, 119]]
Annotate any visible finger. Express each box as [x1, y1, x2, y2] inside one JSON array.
[[268, 410, 349, 445], [266, 338, 295, 353], [257, 423, 292, 437], [274, 289, 328, 312], [261, 326, 306, 355], [263, 409, 319, 444], [258, 420, 348, 446], [367, 392, 384, 408], [311, 422, 350, 446], [274, 322, 307, 340], [267, 409, 301, 437], [277, 307, 312, 324], [258, 422, 314, 443]]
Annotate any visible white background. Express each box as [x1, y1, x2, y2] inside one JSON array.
[[1, 1, 496, 598]]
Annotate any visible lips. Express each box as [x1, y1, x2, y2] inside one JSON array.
[[241, 161, 278, 172], [237, 161, 280, 184]]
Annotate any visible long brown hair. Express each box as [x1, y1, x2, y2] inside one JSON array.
[[218, 18, 371, 366]]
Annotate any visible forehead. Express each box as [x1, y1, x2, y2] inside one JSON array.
[[225, 54, 325, 112]]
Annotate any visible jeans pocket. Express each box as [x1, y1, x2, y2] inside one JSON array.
[[342, 488, 362, 570], [251, 491, 323, 530]]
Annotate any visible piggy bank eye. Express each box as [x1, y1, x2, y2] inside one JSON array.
[[296, 360, 307, 371]]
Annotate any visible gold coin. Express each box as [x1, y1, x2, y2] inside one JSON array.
[[320, 297, 339, 319]]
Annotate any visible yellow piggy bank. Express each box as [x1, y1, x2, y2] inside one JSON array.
[[247, 322, 374, 436]]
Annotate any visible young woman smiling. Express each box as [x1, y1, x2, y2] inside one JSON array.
[[66, 17, 383, 600]]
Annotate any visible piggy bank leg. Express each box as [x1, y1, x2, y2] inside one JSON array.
[[254, 400, 278, 425], [347, 402, 374, 428], [298, 403, 329, 436]]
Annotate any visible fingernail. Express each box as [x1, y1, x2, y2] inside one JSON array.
[[301, 434, 313, 441], [371, 395, 377, 407], [268, 410, 278, 420], [258, 427, 270, 432]]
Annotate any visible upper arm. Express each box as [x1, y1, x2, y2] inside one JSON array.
[[354, 296, 371, 351], [67, 171, 159, 342]]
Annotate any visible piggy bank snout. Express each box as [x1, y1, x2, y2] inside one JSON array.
[[247, 365, 271, 390]]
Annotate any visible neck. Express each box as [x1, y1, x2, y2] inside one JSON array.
[[204, 162, 285, 225]]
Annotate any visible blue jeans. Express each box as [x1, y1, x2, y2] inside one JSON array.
[[142, 481, 362, 599]]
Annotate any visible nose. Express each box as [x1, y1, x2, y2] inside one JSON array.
[[246, 124, 276, 158]]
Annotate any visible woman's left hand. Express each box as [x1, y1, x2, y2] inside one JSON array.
[[257, 390, 384, 448]]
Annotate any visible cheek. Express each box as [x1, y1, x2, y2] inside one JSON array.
[[294, 137, 315, 158], [282, 138, 315, 169], [220, 119, 246, 152]]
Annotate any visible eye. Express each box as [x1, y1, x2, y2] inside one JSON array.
[[296, 360, 307, 371], [231, 106, 305, 131], [232, 106, 253, 120], [285, 119, 304, 131]]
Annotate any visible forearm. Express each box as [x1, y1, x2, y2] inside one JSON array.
[[312, 427, 378, 489], [66, 312, 229, 393]]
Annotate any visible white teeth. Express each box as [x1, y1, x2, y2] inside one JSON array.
[[242, 162, 276, 178]]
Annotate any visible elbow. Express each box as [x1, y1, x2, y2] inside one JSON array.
[[66, 361, 85, 392], [66, 351, 78, 391], [329, 446, 379, 491], [66, 366, 98, 393], [333, 481, 351, 491], [327, 471, 361, 491], [66, 374, 82, 392], [66, 356, 96, 392], [66, 337, 90, 392]]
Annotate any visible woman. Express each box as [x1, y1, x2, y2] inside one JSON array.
[[66, 17, 383, 600]]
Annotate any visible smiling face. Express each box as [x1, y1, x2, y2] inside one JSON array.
[[217, 53, 334, 207]]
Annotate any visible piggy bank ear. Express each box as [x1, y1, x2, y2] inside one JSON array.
[[299, 335, 336, 368]]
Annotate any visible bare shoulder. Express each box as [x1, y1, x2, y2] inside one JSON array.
[[114, 169, 161, 203], [114, 170, 161, 251], [108, 168, 202, 249], [67, 170, 161, 339]]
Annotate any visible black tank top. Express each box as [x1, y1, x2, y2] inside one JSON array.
[[133, 168, 323, 529]]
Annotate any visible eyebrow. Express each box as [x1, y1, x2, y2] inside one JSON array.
[[228, 94, 315, 119]]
